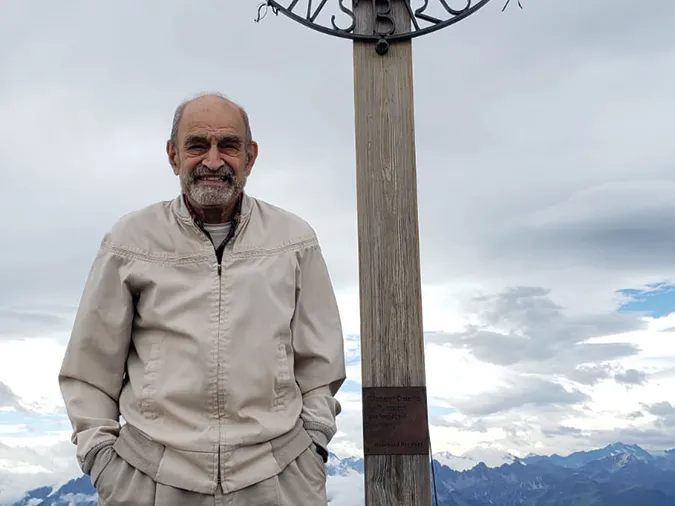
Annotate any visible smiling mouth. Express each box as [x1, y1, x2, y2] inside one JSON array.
[[196, 175, 231, 186]]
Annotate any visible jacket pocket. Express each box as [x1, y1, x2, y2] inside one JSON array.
[[273, 338, 292, 410], [139, 338, 162, 420], [298, 444, 327, 484]]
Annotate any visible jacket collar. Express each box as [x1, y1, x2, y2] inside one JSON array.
[[175, 192, 252, 230]]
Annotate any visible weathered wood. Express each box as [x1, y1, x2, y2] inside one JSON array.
[[353, 1, 432, 505]]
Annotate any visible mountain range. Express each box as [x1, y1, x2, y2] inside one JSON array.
[[5, 443, 675, 506]]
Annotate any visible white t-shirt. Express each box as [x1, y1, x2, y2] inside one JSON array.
[[203, 222, 232, 249]]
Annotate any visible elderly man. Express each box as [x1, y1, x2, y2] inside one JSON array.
[[58, 93, 346, 505]]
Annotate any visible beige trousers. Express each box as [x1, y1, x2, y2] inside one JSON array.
[[92, 444, 328, 506]]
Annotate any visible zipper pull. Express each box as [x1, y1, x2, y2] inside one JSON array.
[[217, 265, 222, 276]]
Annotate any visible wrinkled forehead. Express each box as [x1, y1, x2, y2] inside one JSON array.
[[179, 97, 246, 141]]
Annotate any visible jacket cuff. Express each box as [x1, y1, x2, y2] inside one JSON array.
[[88, 445, 116, 486], [305, 427, 329, 448], [80, 439, 115, 475], [83, 439, 116, 476]]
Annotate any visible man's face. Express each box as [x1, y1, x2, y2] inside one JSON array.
[[167, 97, 258, 210]]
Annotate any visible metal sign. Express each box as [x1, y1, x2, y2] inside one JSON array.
[[362, 386, 430, 456], [256, 0, 496, 54]]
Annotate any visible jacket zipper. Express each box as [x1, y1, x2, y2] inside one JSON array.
[[184, 195, 242, 492], [180, 220, 226, 491], [214, 227, 235, 492], [216, 263, 223, 490]]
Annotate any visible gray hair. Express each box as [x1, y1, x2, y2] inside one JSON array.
[[168, 92, 253, 150]]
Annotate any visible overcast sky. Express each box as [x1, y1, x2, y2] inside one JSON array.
[[1, 0, 675, 502]]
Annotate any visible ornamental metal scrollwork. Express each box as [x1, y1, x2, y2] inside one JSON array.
[[255, 0, 500, 54]]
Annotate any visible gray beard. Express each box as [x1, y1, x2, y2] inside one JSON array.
[[180, 172, 247, 207]]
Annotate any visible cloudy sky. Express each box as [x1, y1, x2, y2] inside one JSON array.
[[1, 0, 675, 502]]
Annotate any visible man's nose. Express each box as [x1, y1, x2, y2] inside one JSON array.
[[203, 145, 224, 170]]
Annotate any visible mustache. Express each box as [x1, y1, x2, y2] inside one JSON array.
[[190, 165, 236, 182]]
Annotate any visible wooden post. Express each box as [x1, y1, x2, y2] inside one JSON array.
[[353, 2, 432, 505]]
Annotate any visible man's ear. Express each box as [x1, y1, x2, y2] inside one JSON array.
[[167, 141, 180, 175], [245, 141, 259, 177]]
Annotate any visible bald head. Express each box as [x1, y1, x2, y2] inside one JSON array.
[[169, 92, 253, 151]]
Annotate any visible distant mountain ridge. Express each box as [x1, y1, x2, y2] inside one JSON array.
[[7, 442, 675, 506], [522, 442, 655, 468], [431, 443, 675, 506]]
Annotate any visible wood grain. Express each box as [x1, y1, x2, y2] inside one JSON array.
[[353, 1, 432, 505]]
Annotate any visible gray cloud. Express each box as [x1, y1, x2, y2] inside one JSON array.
[[452, 376, 589, 416], [643, 402, 675, 417], [541, 425, 585, 439], [436, 287, 644, 378], [627, 411, 644, 420], [488, 182, 675, 275], [639, 402, 675, 429], [614, 369, 647, 386], [566, 365, 613, 385], [587, 427, 675, 451], [432, 418, 490, 433], [0, 382, 26, 412], [0, 307, 74, 340]]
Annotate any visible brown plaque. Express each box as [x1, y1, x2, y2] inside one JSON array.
[[362, 386, 430, 456]]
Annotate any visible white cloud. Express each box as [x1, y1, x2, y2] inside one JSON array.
[[327, 472, 365, 506], [0, 440, 81, 504], [0, 425, 28, 435], [0, 339, 67, 412]]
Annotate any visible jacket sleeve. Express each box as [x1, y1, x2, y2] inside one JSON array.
[[292, 239, 347, 452], [58, 238, 134, 475]]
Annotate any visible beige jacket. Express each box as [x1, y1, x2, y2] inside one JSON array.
[[58, 193, 346, 494]]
